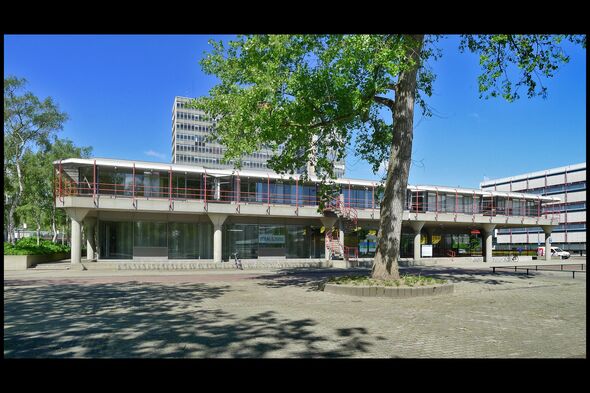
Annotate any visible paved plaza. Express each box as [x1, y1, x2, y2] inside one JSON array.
[[3, 262, 586, 358]]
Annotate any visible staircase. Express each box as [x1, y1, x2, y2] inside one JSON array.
[[323, 197, 359, 262]]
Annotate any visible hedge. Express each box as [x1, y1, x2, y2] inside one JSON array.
[[4, 237, 71, 255]]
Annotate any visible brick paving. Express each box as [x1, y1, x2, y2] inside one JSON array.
[[3, 265, 586, 358]]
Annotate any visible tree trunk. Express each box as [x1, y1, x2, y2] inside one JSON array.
[[372, 35, 424, 280], [7, 202, 17, 244], [51, 213, 57, 243], [36, 222, 41, 246]]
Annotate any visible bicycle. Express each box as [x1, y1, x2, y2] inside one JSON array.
[[232, 251, 243, 270]]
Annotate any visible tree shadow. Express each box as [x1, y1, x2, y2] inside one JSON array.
[[254, 265, 545, 289], [4, 279, 376, 358], [254, 268, 372, 291]]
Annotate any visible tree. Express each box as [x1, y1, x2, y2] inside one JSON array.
[[192, 34, 585, 280], [46, 139, 93, 242], [4, 76, 69, 243]]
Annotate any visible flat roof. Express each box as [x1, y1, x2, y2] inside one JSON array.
[[55, 157, 560, 202], [481, 162, 586, 187]]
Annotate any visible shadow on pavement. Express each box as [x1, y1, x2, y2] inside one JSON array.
[[4, 279, 376, 358], [254, 265, 542, 290]]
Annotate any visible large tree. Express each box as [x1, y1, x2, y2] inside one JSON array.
[[19, 138, 92, 244], [4, 76, 69, 243], [192, 34, 585, 280]]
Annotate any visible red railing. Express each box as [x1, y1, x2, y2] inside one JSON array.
[[54, 177, 559, 222]]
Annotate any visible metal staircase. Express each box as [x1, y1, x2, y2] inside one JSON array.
[[323, 197, 359, 261]]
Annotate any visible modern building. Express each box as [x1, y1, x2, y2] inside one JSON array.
[[54, 157, 560, 266], [481, 163, 586, 255], [172, 96, 345, 177]]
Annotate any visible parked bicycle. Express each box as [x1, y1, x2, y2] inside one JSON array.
[[232, 251, 243, 270], [503, 253, 519, 263]]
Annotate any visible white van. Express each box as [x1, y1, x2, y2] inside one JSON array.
[[537, 246, 571, 259]]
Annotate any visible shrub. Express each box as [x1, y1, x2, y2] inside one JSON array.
[[3, 238, 70, 255]]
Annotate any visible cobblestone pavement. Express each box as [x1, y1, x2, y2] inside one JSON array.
[[3, 265, 586, 358]]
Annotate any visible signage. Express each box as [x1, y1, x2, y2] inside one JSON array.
[[258, 234, 285, 244], [421, 244, 433, 257]]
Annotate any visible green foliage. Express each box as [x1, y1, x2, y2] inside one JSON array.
[[459, 34, 585, 102], [192, 35, 429, 206], [4, 237, 70, 255], [327, 274, 446, 287], [4, 76, 92, 240]]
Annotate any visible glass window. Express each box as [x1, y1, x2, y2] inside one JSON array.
[[224, 223, 258, 259], [286, 225, 310, 258], [99, 221, 133, 259], [134, 221, 167, 248], [257, 224, 286, 257]]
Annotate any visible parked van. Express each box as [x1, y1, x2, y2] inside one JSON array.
[[537, 246, 571, 259]]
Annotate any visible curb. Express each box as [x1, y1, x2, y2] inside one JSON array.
[[323, 282, 454, 298]]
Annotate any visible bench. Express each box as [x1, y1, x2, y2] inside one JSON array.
[[490, 261, 585, 279]]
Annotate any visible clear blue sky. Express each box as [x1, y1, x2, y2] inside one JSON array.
[[4, 34, 586, 188]]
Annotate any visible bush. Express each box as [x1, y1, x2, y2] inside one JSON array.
[[3, 238, 70, 255]]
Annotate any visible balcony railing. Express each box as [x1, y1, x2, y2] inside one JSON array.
[[55, 178, 559, 221]]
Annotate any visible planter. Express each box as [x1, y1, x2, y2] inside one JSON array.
[[323, 282, 454, 298], [3, 252, 69, 271]]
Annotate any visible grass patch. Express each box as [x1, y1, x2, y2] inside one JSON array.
[[327, 274, 446, 287]]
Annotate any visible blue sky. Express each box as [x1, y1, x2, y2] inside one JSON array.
[[4, 34, 586, 188]]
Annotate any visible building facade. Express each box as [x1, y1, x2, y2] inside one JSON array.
[[481, 162, 586, 255], [54, 158, 559, 266], [172, 96, 345, 177]]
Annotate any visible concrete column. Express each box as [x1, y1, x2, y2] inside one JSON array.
[[208, 213, 228, 263], [409, 221, 425, 261], [65, 208, 89, 265], [482, 224, 496, 263], [542, 226, 553, 261], [339, 219, 345, 256], [84, 218, 97, 261], [71, 217, 82, 265]]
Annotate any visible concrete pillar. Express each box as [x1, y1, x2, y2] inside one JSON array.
[[409, 221, 425, 261], [84, 218, 97, 261], [208, 213, 228, 263], [542, 226, 553, 261], [339, 219, 345, 256], [65, 208, 89, 265], [71, 218, 82, 264], [482, 224, 496, 263]]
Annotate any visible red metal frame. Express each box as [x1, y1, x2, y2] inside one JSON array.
[[169, 166, 172, 208], [348, 181, 351, 209], [58, 159, 62, 202], [132, 163, 136, 203], [204, 169, 207, 206]]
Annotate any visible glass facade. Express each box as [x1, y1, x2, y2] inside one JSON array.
[[167, 222, 213, 259], [98, 220, 212, 260], [99, 221, 133, 259]]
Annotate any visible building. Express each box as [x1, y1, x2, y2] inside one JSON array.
[[172, 96, 345, 177], [481, 162, 586, 255], [54, 157, 560, 266]]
